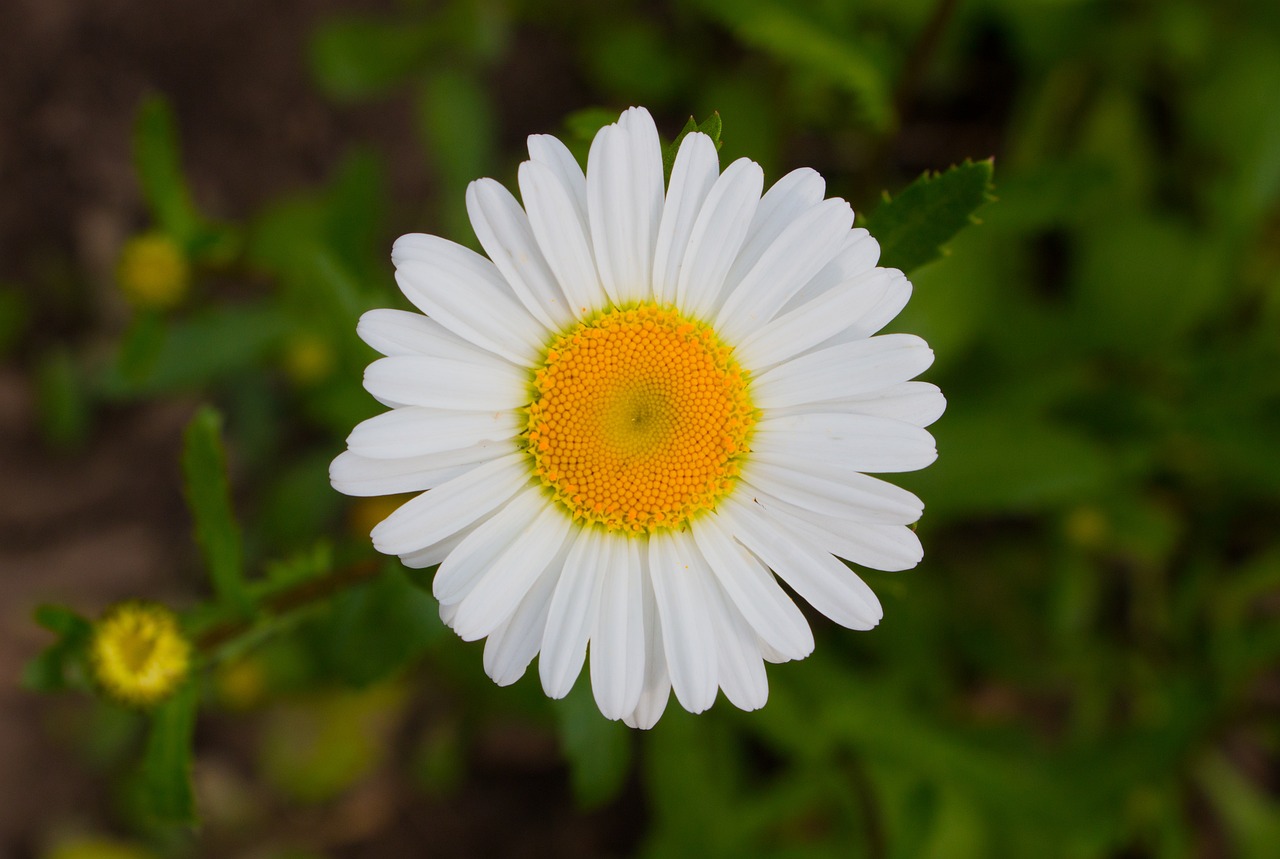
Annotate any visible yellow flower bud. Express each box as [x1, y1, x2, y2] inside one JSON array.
[[116, 232, 189, 310], [45, 836, 156, 859], [90, 602, 191, 707], [283, 333, 336, 386]]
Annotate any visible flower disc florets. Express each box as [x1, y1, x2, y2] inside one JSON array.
[[90, 602, 191, 707]]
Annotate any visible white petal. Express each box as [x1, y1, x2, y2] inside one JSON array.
[[783, 229, 883, 311], [623, 557, 671, 729], [652, 132, 719, 305], [433, 486, 551, 605], [648, 530, 718, 714], [691, 513, 814, 661], [528, 133, 588, 223], [362, 355, 526, 413], [752, 412, 938, 474], [357, 309, 499, 360], [704, 571, 769, 711], [370, 453, 528, 555], [819, 382, 947, 427], [754, 492, 924, 571], [483, 544, 567, 686], [590, 537, 646, 720], [398, 519, 483, 569], [722, 496, 883, 630], [741, 460, 924, 525], [676, 158, 763, 319], [539, 527, 605, 698], [346, 407, 521, 459], [714, 198, 854, 342], [392, 235, 544, 364], [751, 333, 935, 410], [588, 108, 663, 306], [725, 167, 827, 289], [466, 178, 573, 330], [330, 443, 510, 497], [450, 500, 575, 642], [519, 159, 603, 319], [734, 268, 908, 371]]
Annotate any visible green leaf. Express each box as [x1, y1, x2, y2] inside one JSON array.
[[861, 159, 996, 274], [23, 605, 93, 693], [182, 407, 250, 613], [663, 113, 723, 182], [36, 347, 90, 450], [133, 96, 202, 244], [309, 18, 435, 101], [141, 682, 199, 825], [554, 682, 633, 808]]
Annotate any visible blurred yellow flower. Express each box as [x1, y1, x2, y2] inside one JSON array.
[[116, 232, 189, 310], [45, 836, 156, 859], [90, 602, 191, 707], [216, 656, 267, 710], [283, 333, 335, 385]]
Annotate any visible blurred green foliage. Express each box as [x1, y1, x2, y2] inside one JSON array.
[[22, 0, 1280, 855]]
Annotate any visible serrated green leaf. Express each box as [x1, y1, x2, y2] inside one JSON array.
[[133, 96, 202, 245], [34, 604, 92, 637], [663, 112, 723, 182], [861, 159, 996, 274], [23, 605, 93, 693], [555, 682, 632, 808], [182, 407, 250, 613], [141, 682, 199, 824]]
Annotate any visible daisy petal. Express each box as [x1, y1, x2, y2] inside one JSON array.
[[704, 571, 769, 711], [588, 107, 663, 306], [392, 234, 544, 364], [777, 381, 947, 427], [329, 444, 510, 497], [519, 159, 603, 319], [691, 513, 814, 661], [363, 355, 526, 412], [755, 492, 924, 571], [450, 500, 575, 642], [623, 559, 671, 729], [346, 407, 521, 459], [357, 309, 497, 360], [540, 528, 605, 699], [590, 537, 646, 720], [783, 229, 883, 310], [742, 460, 924, 525], [528, 133, 588, 222], [722, 496, 883, 630], [752, 333, 935, 409], [752, 412, 938, 474], [398, 519, 483, 569], [734, 268, 908, 371], [370, 453, 528, 555], [652, 132, 719, 305], [648, 530, 718, 714], [676, 158, 763, 319], [726, 167, 827, 288], [483, 547, 566, 686], [432, 486, 550, 605], [714, 197, 854, 342], [466, 178, 573, 330]]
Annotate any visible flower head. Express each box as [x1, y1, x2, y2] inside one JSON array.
[[332, 107, 943, 727], [116, 232, 189, 310], [90, 601, 191, 707]]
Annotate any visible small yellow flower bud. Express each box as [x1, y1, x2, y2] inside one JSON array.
[[45, 836, 157, 859], [1065, 506, 1109, 549], [90, 602, 191, 707], [283, 333, 335, 386], [116, 232, 189, 310], [216, 656, 266, 710]]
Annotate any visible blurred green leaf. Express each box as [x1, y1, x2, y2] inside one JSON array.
[[97, 305, 286, 398], [418, 69, 497, 240], [315, 565, 444, 686], [133, 96, 202, 245], [861, 159, 996, 274], [140, 682, 198, 825], [23, 605, 93, 693], [182, 407, 250, 613], [36, 348, 90, 449], [697, 0, 892, 130], [554, 683, 632, 808], [309, 18, 435, 101]]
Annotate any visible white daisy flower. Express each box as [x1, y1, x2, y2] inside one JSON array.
[[331, 106, 943, 728]]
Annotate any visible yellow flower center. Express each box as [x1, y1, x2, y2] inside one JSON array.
[[526, 304, 755, 533], [91, 602, 191, 707]]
